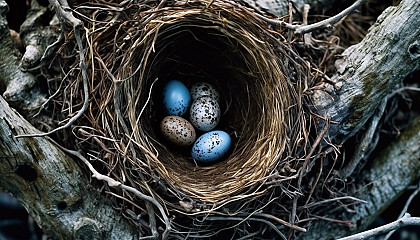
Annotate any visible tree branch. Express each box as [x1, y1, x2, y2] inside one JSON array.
[[16, 0, 88, 138], [255, 0, 367, 35], [312, 0, 420, 144], [383, 180, 420, 240], [0, 96, 138, 239], [338, 213, 420, 240], [299, 116, 420, 239], [54, 146, 172, 240], [241, 0, 348, 18], [0, 0, 46, 116]]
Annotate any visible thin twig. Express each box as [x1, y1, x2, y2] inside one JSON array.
[[287, 2, 293, 42], [290, 119, 329, 235], [383, 180, 420, 240], [255, 0, 367, 35], [302, 4, 311, 45], [298, 119, 330, 186], [387, 86, 420, 99], [301, 196, 367, 209], [311, 215, 353, 226], [16, 0, 89, 138], [338, 213, 420, 240], [47, 137, 172, 239], [41, 32, 64, 62], [254, 213, 306, 232], [206, 216, 287, 240], [303, 157, 323, 207], [295, 0, 366, 35]]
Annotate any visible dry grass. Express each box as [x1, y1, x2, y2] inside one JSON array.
[[46, 0, 323, 237], [73, 0, 311, 204]]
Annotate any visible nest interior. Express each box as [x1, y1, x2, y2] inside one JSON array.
[[67, 0, 308, 205]]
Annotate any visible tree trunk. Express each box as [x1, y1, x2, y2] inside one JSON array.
[[313, 0, 420, 144], [0, 97, 138, 239], [0, 0, 46, 116], [0, 0, 419, 239], [300, 116, 420, 239]]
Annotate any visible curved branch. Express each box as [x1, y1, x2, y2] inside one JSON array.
[[0, 96, 138, 239], [299, 116, 420, 239], [16, 0, 88, 138], [338, 213, 420, 240], [313, 0, 420, 144], [55, 146, 172, 240], [255, 0, 367, 35]]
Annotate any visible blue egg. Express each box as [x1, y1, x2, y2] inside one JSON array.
[[162, 80, 191, 116], [191, 130, 231, 163]]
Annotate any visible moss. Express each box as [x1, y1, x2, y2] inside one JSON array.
[[349, 94, 370, 125], [399, 117, 420, 143], [350, 69, 395, 127], [362, 70, 393, 96], [362, 72, 377, 95]]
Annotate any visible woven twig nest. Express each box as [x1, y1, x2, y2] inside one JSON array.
[[105, 0, 307, 203], [59, 0, 310, 215]]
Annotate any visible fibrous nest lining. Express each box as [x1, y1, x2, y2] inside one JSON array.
[[58, 0, 310, 209]]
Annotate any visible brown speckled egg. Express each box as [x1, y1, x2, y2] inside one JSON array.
[[160, 116, 196, 146], [190, 96, 221, 132]]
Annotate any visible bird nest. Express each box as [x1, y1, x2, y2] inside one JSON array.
[[49, 0, 314, 235]]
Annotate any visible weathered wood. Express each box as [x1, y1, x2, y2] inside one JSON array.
[[242, 0, 337, 17], [0, 0, 419, 239], [0, 0, 46, 116], [299, 116, 420, 239], [0, 96, 138, 239], [312, 0, 420, 144], [19, 0, 59, 70]]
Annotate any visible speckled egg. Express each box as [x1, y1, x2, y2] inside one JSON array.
[[190, 82, 220, 102], [160, 116, 196, 146], [190, 96, 221, 132], [191, 130, 231, 163], [162, 80, 191, 116]]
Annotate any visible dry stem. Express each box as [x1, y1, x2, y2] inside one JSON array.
[[255, 0, 367, 35], [338, 213, 420, 240], [16, 0, 89, 138]]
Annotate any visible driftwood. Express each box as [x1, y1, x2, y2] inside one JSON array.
[[0, 0, 419, 239]]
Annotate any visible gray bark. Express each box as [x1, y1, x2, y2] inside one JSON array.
[[0, 0, 419, 239], [0, 0, 48, 116], [312, 0, 420, 144], [300, 116, 420, 239], [242, 0, 343, 17], [301, 0, 420, 238], [0, 96, 138, 239], [19, 0, 59, 71]]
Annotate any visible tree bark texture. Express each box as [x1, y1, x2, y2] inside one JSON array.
[[312, 0, 420, 144], [0, 0, 46, 116], [0, 96, 138, 239], [0, 0, 419, 239], [300, 116, 420, 239], [243, 0, 338, 17]]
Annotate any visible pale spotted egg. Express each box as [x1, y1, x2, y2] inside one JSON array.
[[190, 82, 220, 102], [189, 96, 221, 132]]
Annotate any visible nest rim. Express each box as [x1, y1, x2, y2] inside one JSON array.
[[106, 0, 307, 203]]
